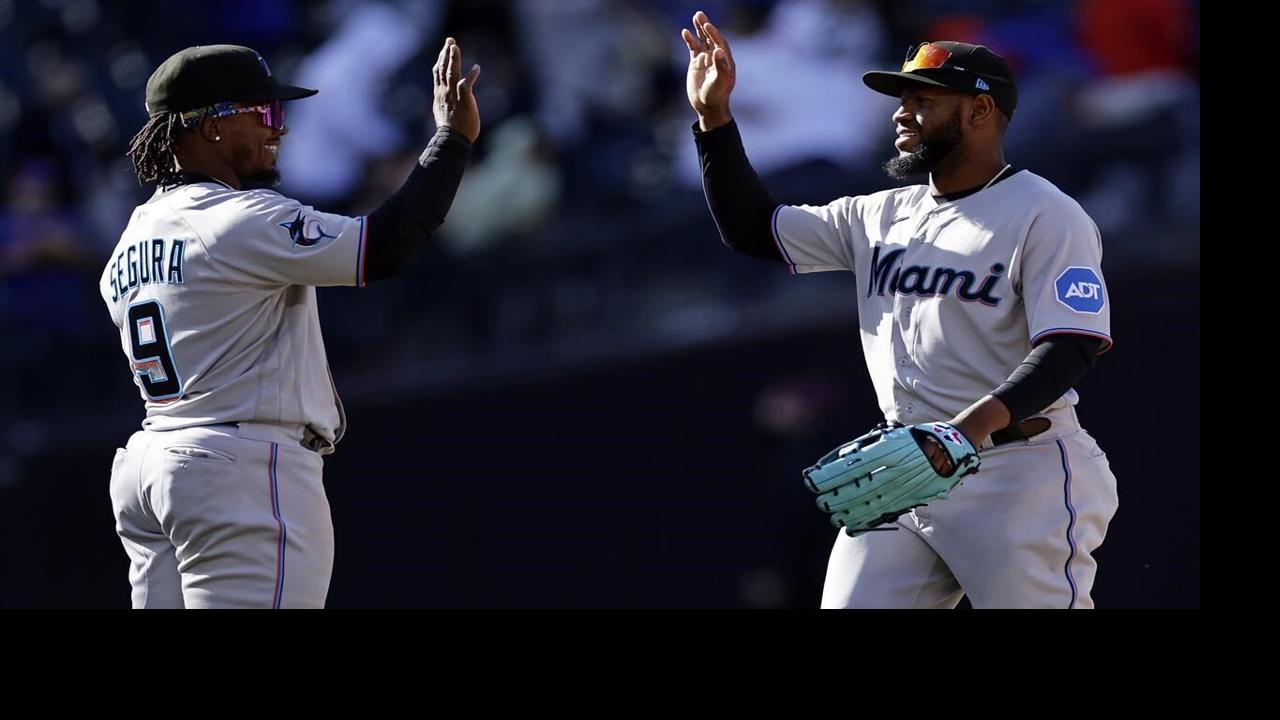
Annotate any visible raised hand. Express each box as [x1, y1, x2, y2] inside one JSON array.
[[433, 37, 482, 143], [680, 10, 736, 131]]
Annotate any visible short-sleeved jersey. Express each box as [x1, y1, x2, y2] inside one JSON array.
[[99, 180, 370, 444], [772, 170, 1111, 424]]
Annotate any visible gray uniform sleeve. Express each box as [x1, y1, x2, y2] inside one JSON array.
[[1014, 195, 1113, 352], [771, 197, 864, 274], [200, 190, 368, 288]]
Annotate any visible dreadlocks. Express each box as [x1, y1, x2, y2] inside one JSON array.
[[126, 113, 186, 187]]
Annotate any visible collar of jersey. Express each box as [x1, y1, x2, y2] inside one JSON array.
[[160, 172, 237, 191], [930, 165, 1018, 204]]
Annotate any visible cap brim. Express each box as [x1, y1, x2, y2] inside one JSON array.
[[268, 84, 319, 101], [245, 84, 319, 103], [862, 71, 954, 98]]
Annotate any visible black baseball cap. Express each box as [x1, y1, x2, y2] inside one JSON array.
[[144, 44, 318, 117], [863, 41, 1017, 118]]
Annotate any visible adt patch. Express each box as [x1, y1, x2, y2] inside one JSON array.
[[1055, 267, 1105, 314]]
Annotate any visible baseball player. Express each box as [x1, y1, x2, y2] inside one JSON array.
[[99, 40, 481, 608], [681, 11, 1119, 608]]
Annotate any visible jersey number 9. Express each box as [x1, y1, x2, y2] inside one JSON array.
[[127, 300, 182, 402]]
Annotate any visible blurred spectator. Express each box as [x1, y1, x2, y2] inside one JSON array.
[[670, 0, 896, 187], [440, 115, 563, 255], [0, 0, 1200, 411], [1075, 0, 1198, 128], [515, 0, 678, 206], [0, 157, 92, 334], [515, 0, 662, 146], [1071, 0, 1199, 238], [277, 2, 440, 204]]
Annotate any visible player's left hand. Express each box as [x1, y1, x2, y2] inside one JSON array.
[[803, 421, 981, 535], [681, 10, 736, 130], [433, 37, 482, 143], [920, 433, 955, 475]]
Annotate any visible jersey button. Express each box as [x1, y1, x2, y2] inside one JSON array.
[[906, 403, 916, 413], [898, 358, 909, 367]]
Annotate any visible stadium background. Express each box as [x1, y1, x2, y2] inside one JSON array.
[[0, 0, 1199, 608]]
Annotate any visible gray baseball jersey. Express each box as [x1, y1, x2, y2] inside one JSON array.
[[100, 178, 370, 608], [100, 179, 368, 445], [771, 169, 1111, 425], [772, 169, 1119, 608]]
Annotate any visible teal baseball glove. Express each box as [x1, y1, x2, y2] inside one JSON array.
[[803, 421, 981, 536]]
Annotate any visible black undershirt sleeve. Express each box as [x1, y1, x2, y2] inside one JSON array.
[[991, 334, 1106, 421], [363, 127, 472, 282], [693, 119, 785, 263]]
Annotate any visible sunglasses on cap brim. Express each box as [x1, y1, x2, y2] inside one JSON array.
[[902, 43, 954, 72]]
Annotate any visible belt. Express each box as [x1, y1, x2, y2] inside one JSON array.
[[989, 417, 1052, 447], [207, 422, 333, 455], [300, 426, 334, 454]]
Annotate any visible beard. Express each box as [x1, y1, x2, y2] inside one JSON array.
[[883, 107, 965, 182], [244, 169, 282, 190]]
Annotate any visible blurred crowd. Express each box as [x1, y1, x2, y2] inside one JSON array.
[[0, 0, 1199, 425]]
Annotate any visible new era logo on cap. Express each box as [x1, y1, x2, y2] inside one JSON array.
[[976, 78, 990, 90]]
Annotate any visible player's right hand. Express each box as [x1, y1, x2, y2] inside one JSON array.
[[433, 37, 482, 143], [681, 10, 736, 131]]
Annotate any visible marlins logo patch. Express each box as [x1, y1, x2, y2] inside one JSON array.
[[279, 210, 337, 247], [1055, 267, 1106, 314]]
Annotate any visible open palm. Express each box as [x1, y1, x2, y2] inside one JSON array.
[[681, 11, 736, 123]]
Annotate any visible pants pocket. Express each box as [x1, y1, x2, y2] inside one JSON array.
[[163, 445, 237, 463]]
